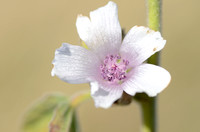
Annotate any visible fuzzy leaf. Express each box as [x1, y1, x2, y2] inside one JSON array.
[[22, 94, 68, 132], [49, 103, 79, 132]]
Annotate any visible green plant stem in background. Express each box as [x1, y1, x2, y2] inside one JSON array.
[[141, 97, 157, 132], [70, 92, 91, 108], [134, 94, 156, 132], [147, 0, 161, 65], [137, 0, 162, 132]]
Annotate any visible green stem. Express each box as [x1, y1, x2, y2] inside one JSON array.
[[147, 0, 161, 65], [70, 91, 91, 108], [147, 0, 161, 31], [134, 93, 156, 132], [137, 0, 162, 132], [141, 96, 156, 132]]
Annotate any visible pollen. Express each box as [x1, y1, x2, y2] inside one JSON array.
[[100, 54, 130, 83]]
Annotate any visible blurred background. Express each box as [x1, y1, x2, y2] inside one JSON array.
[[0, 0, 199, 131]]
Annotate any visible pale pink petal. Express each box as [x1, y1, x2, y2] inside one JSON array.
[[52, 43, 100, 84], [120, 26, 166, 66], [123, 64, 171, 96], [90, 82, 123, 109], [76, 15, 93, 48], [76, 1, 122, 59]]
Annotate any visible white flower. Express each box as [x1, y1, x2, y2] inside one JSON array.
[[51, 1, 171, 109]]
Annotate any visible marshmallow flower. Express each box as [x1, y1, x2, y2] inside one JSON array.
[[52, 1, 171, 108]]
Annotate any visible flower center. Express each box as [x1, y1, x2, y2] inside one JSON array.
[[100, 54, 129, 83]]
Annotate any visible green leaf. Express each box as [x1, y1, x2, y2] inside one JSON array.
[[22, 94, 68, 132], [69, 112, 80, 132], [48, 92, 90, 132], [49, 103, 79, 132], [22, 92, 90, 132]]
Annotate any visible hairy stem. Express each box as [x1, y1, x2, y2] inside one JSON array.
[[138, 0, 162, 132]]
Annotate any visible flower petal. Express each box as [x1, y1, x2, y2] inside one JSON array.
[[120, 26, 166, 66], [52, 43, 100, 84], [76, 1, 122, 58], [76, 15, 92, 47], [90, 82, 123, 109], [123, 64, 171, 96]]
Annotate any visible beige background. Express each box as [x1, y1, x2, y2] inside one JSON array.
[[0, 0, 199, 132]]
